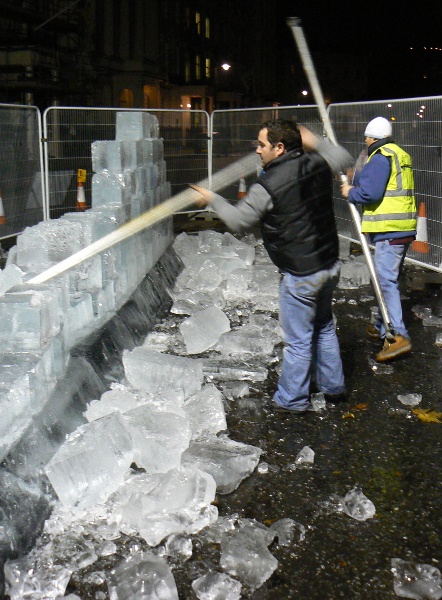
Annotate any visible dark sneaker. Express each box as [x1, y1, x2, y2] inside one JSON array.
[[366, 323, 381, 339], [375, 335, 412, 362], [323, 392, 347, 403]]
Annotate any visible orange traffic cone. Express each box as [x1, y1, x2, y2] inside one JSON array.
[[238, 177, 247, 199], [76, 181, 87, 212], [412, 201, 429, 253], [0, 190, 5, 225]]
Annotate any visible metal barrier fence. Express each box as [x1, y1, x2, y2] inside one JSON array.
[[0, 101, 440, 273], [43, 107, 210, 219], [0, 104, 44, 240], [328, 97, 442, 272], [210, 105, 324, 199]]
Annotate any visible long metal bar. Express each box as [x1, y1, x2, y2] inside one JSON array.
[[28, 152, 259, 285], [287, 17, 395, 340]]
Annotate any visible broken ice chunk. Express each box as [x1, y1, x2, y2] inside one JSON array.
[[391, 558, 442, 600], [192, 571, 242, 600], [181, 434, 262, 494], [183, 384, 227, 439], [107, 552, 179, 600], [294, 446, 315, 467], [4, 558, 72, 600], [122, 404, 191, 473], [397, 393, 422, 407], [342, 487, 376, 521], [269, 518, 306, 546], [220, 522, 278, 589], [110, 467, 218, 547], [84, 387, 139, 421], [123, 347, 203, 399], [45, 412, 134, 509], [180, 306, 231, 354]]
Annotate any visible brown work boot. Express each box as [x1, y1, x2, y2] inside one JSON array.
[[366, 323, 381, 339], [375, 335, 412, 362]]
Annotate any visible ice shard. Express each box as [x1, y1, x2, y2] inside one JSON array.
[[181, 434, 262, 494], [107, 551, 179, 600], [183, 384, 227, 439], [45, 412, 134, 509], [122, 403, 191, 472], [180, 306, 231, 354], [122, 347, 204, 400], [220, 521, 277, 589], [110, 467, 218, 547]]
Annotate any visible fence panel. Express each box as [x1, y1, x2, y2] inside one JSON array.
[[43, 107, 210, 219], [1, 100, 441, 275], [0, 104, 44, 241], [210, 106, 323, 199], [328, 97, 442, 272]]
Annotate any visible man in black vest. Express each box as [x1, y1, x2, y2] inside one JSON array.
[[190, 120, 352, 412]]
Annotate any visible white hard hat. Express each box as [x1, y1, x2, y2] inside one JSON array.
[[364, 117, 392, 139]]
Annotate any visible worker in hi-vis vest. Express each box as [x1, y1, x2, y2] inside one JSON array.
[[341, 116, 416, 362]]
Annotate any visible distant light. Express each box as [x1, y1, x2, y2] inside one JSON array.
[[301, 90, 308, 96], [187, 103, 191, 108], [421, 105, 426, 110], [221, 63, 231, 71], [387, 103, 392, 108]]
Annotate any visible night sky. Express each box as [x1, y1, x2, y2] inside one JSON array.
[[276, 0, 441, 50], [274, 0, 442, 102]]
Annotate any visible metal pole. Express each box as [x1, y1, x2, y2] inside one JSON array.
[[287, 17, 395, 341]]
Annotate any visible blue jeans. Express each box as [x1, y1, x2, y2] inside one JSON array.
[[373, 240, 410, 338], [274, 262, 345, 410]]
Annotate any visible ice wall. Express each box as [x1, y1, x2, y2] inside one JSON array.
[[0, 111, 174, 463]]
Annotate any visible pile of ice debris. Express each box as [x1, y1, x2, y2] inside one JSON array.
[[2, 231, 284, 598], [3, 230, 441, 600]]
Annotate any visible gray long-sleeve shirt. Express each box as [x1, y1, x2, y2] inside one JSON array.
[[210, 137, 353, 234]]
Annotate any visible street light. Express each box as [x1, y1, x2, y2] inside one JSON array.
[[213, 63, 232, 111]]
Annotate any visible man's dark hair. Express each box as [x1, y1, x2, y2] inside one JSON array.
[[260, 119, 302, 151]]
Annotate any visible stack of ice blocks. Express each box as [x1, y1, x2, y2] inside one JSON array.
[[0, 111, 174, 461]]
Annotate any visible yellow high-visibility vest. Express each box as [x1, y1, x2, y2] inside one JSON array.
[[361, 143, 417, 233]]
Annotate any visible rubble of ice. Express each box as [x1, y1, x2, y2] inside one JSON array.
[[192, 571, 242, 599], [220, 519, 278, 589], [4, 223, 430, 597], [391, 558, 442, 600], [323, 486, 376, 521]]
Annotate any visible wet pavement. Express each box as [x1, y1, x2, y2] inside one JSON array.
[[210, 262, 442, 599], [61, 239, 442, 600]]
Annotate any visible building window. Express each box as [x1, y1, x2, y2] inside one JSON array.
[[118, 89, 133, 108], [185, 59, 191, 83], [195, 55, 201, 80], [205, 17, 210, 39], [195, 12, 201, 35], [205, 58, 211, 79]]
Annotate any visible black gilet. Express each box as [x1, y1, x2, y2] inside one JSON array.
[[258, 148, 339, 276]]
